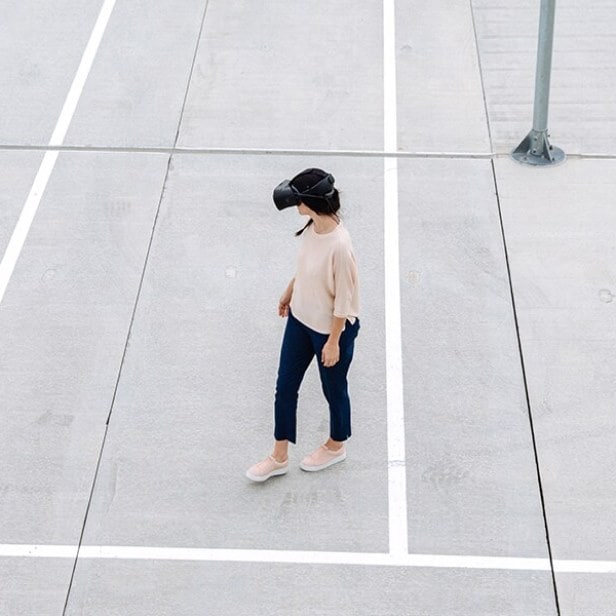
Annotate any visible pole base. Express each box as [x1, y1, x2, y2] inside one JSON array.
[[511, 129, 565, 166]]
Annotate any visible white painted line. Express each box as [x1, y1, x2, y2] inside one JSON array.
[[78, 546, 394, 565], [0, 544, 78, 559], [383, 0, 409, 557], [2, 544, 616, 573], [49, 0, 116, 146], [383, 0, 398, 155], [0, 150, 59, 303], [553, 559, 616, 574], [0, 0, 116, 305]]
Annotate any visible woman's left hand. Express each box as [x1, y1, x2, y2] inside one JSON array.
[[321, 340, 340, 367]]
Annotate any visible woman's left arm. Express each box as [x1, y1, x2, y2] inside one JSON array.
[[321, 316, 346, 367], [323, 244, 357, 367]]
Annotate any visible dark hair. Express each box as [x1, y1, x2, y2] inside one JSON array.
[[291, 168, 341, 237]]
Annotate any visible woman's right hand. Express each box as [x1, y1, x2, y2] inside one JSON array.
[[278, 289, 292, 317], [278, 278, 294, 317], [278, 295, 291, 317]]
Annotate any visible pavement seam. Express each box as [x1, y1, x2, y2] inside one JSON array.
[[2, 144, 615, 159], [61, 425, 110, 615], [468, 0, 495, 153], [61, 1, 213, 613], [489, 158, 562, 616], [0, 143, 494, 157]]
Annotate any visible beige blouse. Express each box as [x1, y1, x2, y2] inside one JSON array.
[[290, 221, 360, 335]]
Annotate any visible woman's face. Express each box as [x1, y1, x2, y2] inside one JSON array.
[[297, 202, 312, 217]]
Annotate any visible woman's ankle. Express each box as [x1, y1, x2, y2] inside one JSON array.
[[272, 440, 289, 462], [325, 438, 344, 451]]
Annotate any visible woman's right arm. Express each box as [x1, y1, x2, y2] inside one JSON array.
[[278, 277, 295, 317]]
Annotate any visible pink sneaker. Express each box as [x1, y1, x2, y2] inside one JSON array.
[[246, 455, 289, 482], [300, 444, 346, 472]]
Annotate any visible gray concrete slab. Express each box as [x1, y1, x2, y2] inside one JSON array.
[[65, 558, 557, 616], [177, 1, 383, 151], [396, 0, 491, 153], [0, 1, 102, 145], [398, 158, 551, 560], [557, 573, 616, 616], [0, 558, 71, 616], [494, 157, 616, 611], [0, 152, 167, 543], [77, 154, 389, 552], [3, 2, 614, 615], [0, 151, 44, 256], [64, 0, 206, 148], [472, 0, 616, 155]]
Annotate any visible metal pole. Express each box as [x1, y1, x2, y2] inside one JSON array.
[[511, 0, 565, 166]]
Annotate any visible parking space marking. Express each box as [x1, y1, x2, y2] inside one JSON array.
[[1, 544, 615, 573], [0, 0, 116, 305], [0, 544, 77, 559], [383, 0, 409, 557]]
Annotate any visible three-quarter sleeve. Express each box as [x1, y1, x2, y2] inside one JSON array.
[[333, 245, 358, 319]]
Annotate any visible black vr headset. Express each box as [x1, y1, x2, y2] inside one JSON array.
[[273, 170, 336, 211]]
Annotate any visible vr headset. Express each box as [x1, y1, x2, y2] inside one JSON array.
[[273, 171, 335, 211]]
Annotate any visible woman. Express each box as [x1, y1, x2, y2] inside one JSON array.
[[246, 168, 360, 482]]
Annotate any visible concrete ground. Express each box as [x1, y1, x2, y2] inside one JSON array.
[[1, 1, 615, 615]]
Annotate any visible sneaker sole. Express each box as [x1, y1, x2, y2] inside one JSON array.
[[299, 451, 346, 472], [246, 466, 288, 483]]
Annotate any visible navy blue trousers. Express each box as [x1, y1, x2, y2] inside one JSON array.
[[274, 309, 360, 443]]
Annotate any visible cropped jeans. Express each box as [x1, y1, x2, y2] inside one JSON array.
[[274, 309, 360, 443]]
